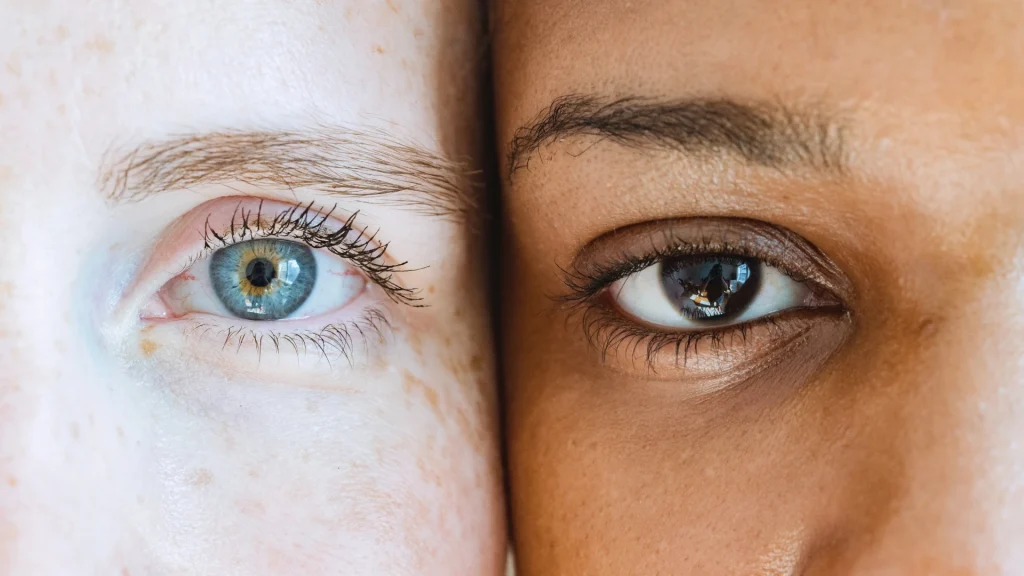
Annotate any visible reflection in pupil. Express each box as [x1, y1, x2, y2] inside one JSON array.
[[660, 257, 757, 320], [703, 263, 728, 306], [245, 258, 276, 288]]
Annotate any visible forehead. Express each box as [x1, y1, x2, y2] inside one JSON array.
[[496, 0, 1024, 127], [0, 1, 477, 163]]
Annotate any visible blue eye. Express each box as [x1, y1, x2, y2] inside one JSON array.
[[209, 239, 317, 320]]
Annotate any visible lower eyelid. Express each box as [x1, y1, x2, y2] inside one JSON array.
[[573, 295, 848, 383], [135, 305, 394, 373]]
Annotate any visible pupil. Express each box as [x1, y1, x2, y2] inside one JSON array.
[[245, 258, 276, 288], [660, 257, 759, 320], [703, 263, 728, 306]]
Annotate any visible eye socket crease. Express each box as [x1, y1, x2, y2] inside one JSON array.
[[506, 94, 848, 179], [99, 125, 480, 220]]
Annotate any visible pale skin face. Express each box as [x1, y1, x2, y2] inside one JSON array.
[[0, 2, 504, 575], [495, 0, 1024, 574]]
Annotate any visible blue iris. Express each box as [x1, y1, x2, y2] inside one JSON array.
[[209, 239, 316, 320]]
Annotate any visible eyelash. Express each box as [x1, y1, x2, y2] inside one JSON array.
[[157, 200, 417, 365], [183, 308, 392, 367], [559, 236, 831, 367], [198, 200, 420, 306]]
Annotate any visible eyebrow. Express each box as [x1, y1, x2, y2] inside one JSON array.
[[101, 126, 478, 218], [507, 95, 847, 178]]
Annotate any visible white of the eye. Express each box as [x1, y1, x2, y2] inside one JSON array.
[[610, 261, 812, 330], [289, 249, 365, 318], [163, 245, 365, 320]]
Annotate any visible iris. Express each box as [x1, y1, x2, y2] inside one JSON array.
[[209, 239, 316, 320], [659, 256, 760, 320]]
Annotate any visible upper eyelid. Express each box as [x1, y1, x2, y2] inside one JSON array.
[[561, 218, 854, 305], [117, 198, 419, 323], [196, 200, 423, 307]]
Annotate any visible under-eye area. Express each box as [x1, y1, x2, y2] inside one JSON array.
[[560, 217, 855, 385], [125, 198, 419, 368]]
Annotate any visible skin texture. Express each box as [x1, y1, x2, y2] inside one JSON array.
[[0, 2, 503, 575], [495, 1, 1024, 574]]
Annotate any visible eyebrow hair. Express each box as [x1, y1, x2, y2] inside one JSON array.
[[101, 126, 478, 218], [507, 94, 847, 178]]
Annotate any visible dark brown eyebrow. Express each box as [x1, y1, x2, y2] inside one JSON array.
[[101, 127, 478, 218], [507, 95, 847, 178]]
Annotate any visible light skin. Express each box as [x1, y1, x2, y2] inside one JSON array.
[[0, 2, 504, 575], [495, 0, 1024, 574]]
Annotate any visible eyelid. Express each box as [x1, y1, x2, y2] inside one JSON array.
[[115, 197, 415, 327], [562, 217, 854, 307]]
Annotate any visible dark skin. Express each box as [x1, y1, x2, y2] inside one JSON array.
[[494, 1, 1024, 573]]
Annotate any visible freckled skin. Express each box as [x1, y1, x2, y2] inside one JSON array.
[[496, 0, 1024, 574], [0, 2, 503, 575]]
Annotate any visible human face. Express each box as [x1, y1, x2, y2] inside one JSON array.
[[495, 1, 1024, 573], [0, 2, 504, 574]]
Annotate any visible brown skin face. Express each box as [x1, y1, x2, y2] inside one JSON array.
[[494, 1, 1024, 574]]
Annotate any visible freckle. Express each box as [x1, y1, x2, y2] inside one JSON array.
[[469, 354, 483, 372], [188, 469, 214, 487], [70, 422, 80, 439], [55, 25, 69, 41], [386, 0, 399, 13], [403, 369, 444, 420], [453, 307, 462, 318], [247, 467, 261, 479], [5, 58, 21, 77], [424, 387, 440, 413], [372, 44, 385, 54], [237, 499, 266, 516], [116, 426, 125, 439], [122, 568, 130, 576], [139, 339, 158, 356], [6, 476, 17, 487], [427, 285, 435, 294], [413, 28, 424, 38], [84, 35, 115, 53]]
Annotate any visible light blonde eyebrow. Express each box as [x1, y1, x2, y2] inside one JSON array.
[[101, 126, 479, 219]]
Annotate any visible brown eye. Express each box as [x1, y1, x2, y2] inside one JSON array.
[[609, 257, 815, 331], [660, 256, 760, 321]]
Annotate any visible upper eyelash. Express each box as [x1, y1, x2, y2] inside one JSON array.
[[199, 200, 422, 306], [559, 235, 818, 305]]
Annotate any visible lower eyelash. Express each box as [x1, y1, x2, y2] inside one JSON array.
[[569, 295, 815, 371], [182, 308, 392, 367]]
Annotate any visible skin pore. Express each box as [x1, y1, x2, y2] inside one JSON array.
[[0, 2, 504, 575], [495, 1, 1024, 574]]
